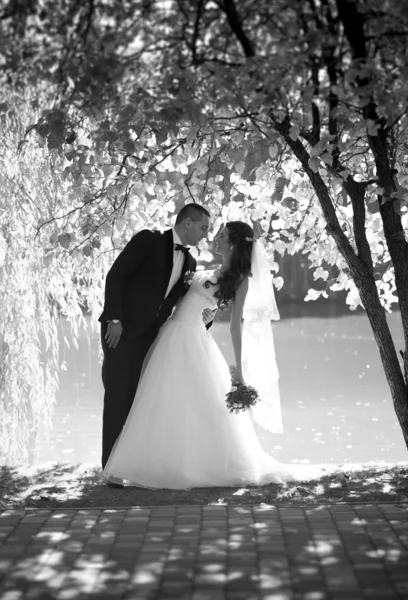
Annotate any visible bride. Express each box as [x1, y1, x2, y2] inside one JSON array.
[[103, 221, 319, 488]]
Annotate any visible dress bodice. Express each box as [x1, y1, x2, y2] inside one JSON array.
[[172, 270, 219, 326]]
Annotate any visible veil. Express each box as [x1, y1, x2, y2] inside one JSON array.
[[242, 239, 283, 433]]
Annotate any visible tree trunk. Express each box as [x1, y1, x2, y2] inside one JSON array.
[[274, 119, 408, 451], [222, 0, 408, 451], [358, 280, 408, 450], [336, 0, 408, 437]]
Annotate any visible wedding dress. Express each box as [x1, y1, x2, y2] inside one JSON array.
[[103, 270, 317, 489]]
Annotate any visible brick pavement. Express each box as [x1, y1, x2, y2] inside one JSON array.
[[0, 504, 407, 600]]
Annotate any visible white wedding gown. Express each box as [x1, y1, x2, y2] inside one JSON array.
[[103, 270, 318, 489]]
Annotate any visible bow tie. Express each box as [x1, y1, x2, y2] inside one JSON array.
[[174, 243, 189, 254]]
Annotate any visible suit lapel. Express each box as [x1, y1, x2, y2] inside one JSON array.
[[163, 229, 174, 293], [181, 252, 192, 278], [161, 229, 196, 300], [168, 251, 195, 299], [187, 252, 196, 274]]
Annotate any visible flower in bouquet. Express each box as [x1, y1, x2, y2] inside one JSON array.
[[226, 382, 260, 414]]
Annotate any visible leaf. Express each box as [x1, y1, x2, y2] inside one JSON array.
[[273, 276, 284, 290], [102, 164, 116, 177], [275, 177, 289, 192], [57, 233, 72, 249], [234, 130, 245, 146], [393, 200, 402, 216], [273, 240, 286, 255], [304, 289, 323, 302], [236, 161, 245, 175], [308, 157, 320, 173], [255, 166, 266, 179], [269, 144, 278, 158], [115, 218, 126, 231], [282, 196, 297, 210], [313, 267, 329, 281], [187, 126, 199, 144], [43, 254, 53, 268], [366, 120, 380, 136], [310, 139, 329, 157], [65, 150, 76, 161], [289, 126, 300, 141], [101, 131, 119, 143], [99, 224, 112, 237], [321, 153, 333, 166], [346, 285, 363, 310], [123, 140, 135, 153]]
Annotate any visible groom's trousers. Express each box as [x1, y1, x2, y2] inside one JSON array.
[[100, 323, 158, 469]]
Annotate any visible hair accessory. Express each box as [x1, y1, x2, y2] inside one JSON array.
[[245, 236, 254, 242]]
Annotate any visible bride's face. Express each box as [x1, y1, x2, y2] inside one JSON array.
[[214, 226, 233, 258]]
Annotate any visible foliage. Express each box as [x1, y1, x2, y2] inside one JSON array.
[[0, 89, 93, 461], [1, 0, 408, 457], [2, 0, 405, 308]]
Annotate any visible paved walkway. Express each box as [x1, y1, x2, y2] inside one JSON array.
[[0, 503, 407, 600]]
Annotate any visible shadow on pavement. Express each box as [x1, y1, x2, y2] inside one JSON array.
[[0, 503, 407, 599]]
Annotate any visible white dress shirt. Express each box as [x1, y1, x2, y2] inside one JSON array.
[[164, 230, 187, 298]]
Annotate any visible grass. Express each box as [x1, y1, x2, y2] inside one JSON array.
[[0, 462, 407, 509]]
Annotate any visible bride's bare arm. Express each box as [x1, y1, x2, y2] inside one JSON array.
[[229, 277, 249, 383]]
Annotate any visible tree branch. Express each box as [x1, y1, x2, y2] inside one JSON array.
[[272, 115, 369, 286], [310, 58, 321, 144], [221, 0, 255, 58], [342, 178, 374, 276], [82, 0, 95, 41], [336, 0, 408, 384], [191, 0, 205, 65]]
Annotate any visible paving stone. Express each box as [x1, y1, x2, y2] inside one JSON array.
[[192, 591, 227, 600], [0, 503, 407, 598], [260, 592, 294, 600]]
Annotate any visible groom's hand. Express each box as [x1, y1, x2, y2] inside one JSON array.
[[105, 321, 123, 349]]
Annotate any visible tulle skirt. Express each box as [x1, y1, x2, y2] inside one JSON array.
[[103, 317, 318, 489]]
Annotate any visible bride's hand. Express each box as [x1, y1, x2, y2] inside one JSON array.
[[232, 368, 245, 385], [202, 308, 216, 325]]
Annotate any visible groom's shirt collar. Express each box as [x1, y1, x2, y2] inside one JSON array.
[[172, 229, 183, 246]]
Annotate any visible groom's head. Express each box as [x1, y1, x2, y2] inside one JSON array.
[[175, 204, 210, 246]]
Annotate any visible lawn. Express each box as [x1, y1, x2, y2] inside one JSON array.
[[1, 462, 407, 509]]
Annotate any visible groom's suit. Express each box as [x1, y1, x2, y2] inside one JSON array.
[[99, 228, 196, 468]]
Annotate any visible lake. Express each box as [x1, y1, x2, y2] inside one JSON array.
[[30, 306, 407, 467]]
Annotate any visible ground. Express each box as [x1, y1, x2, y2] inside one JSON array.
[[1, 463, 407, 509]]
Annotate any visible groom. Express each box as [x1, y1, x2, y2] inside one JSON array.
[[99, 204, 211, 470]]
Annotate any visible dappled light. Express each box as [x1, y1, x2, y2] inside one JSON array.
[[1, 463, 407, 510], [0, 0, 407, 597], [1, 504, 407, 598]]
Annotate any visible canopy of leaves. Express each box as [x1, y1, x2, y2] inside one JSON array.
[[2, 0, 407, 306]]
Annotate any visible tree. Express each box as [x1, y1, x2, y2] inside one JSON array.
[[1, 0, 408, 457]]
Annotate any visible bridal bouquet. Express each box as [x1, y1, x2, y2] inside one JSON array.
[[226, 382, 260, 414]]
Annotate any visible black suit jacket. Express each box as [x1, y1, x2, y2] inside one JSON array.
[[99, 229, 196, 338]]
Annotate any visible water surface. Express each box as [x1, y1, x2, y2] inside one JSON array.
[[31, 308, 407, 466]]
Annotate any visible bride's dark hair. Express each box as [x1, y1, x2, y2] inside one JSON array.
[[208, 221, 254, 309]]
